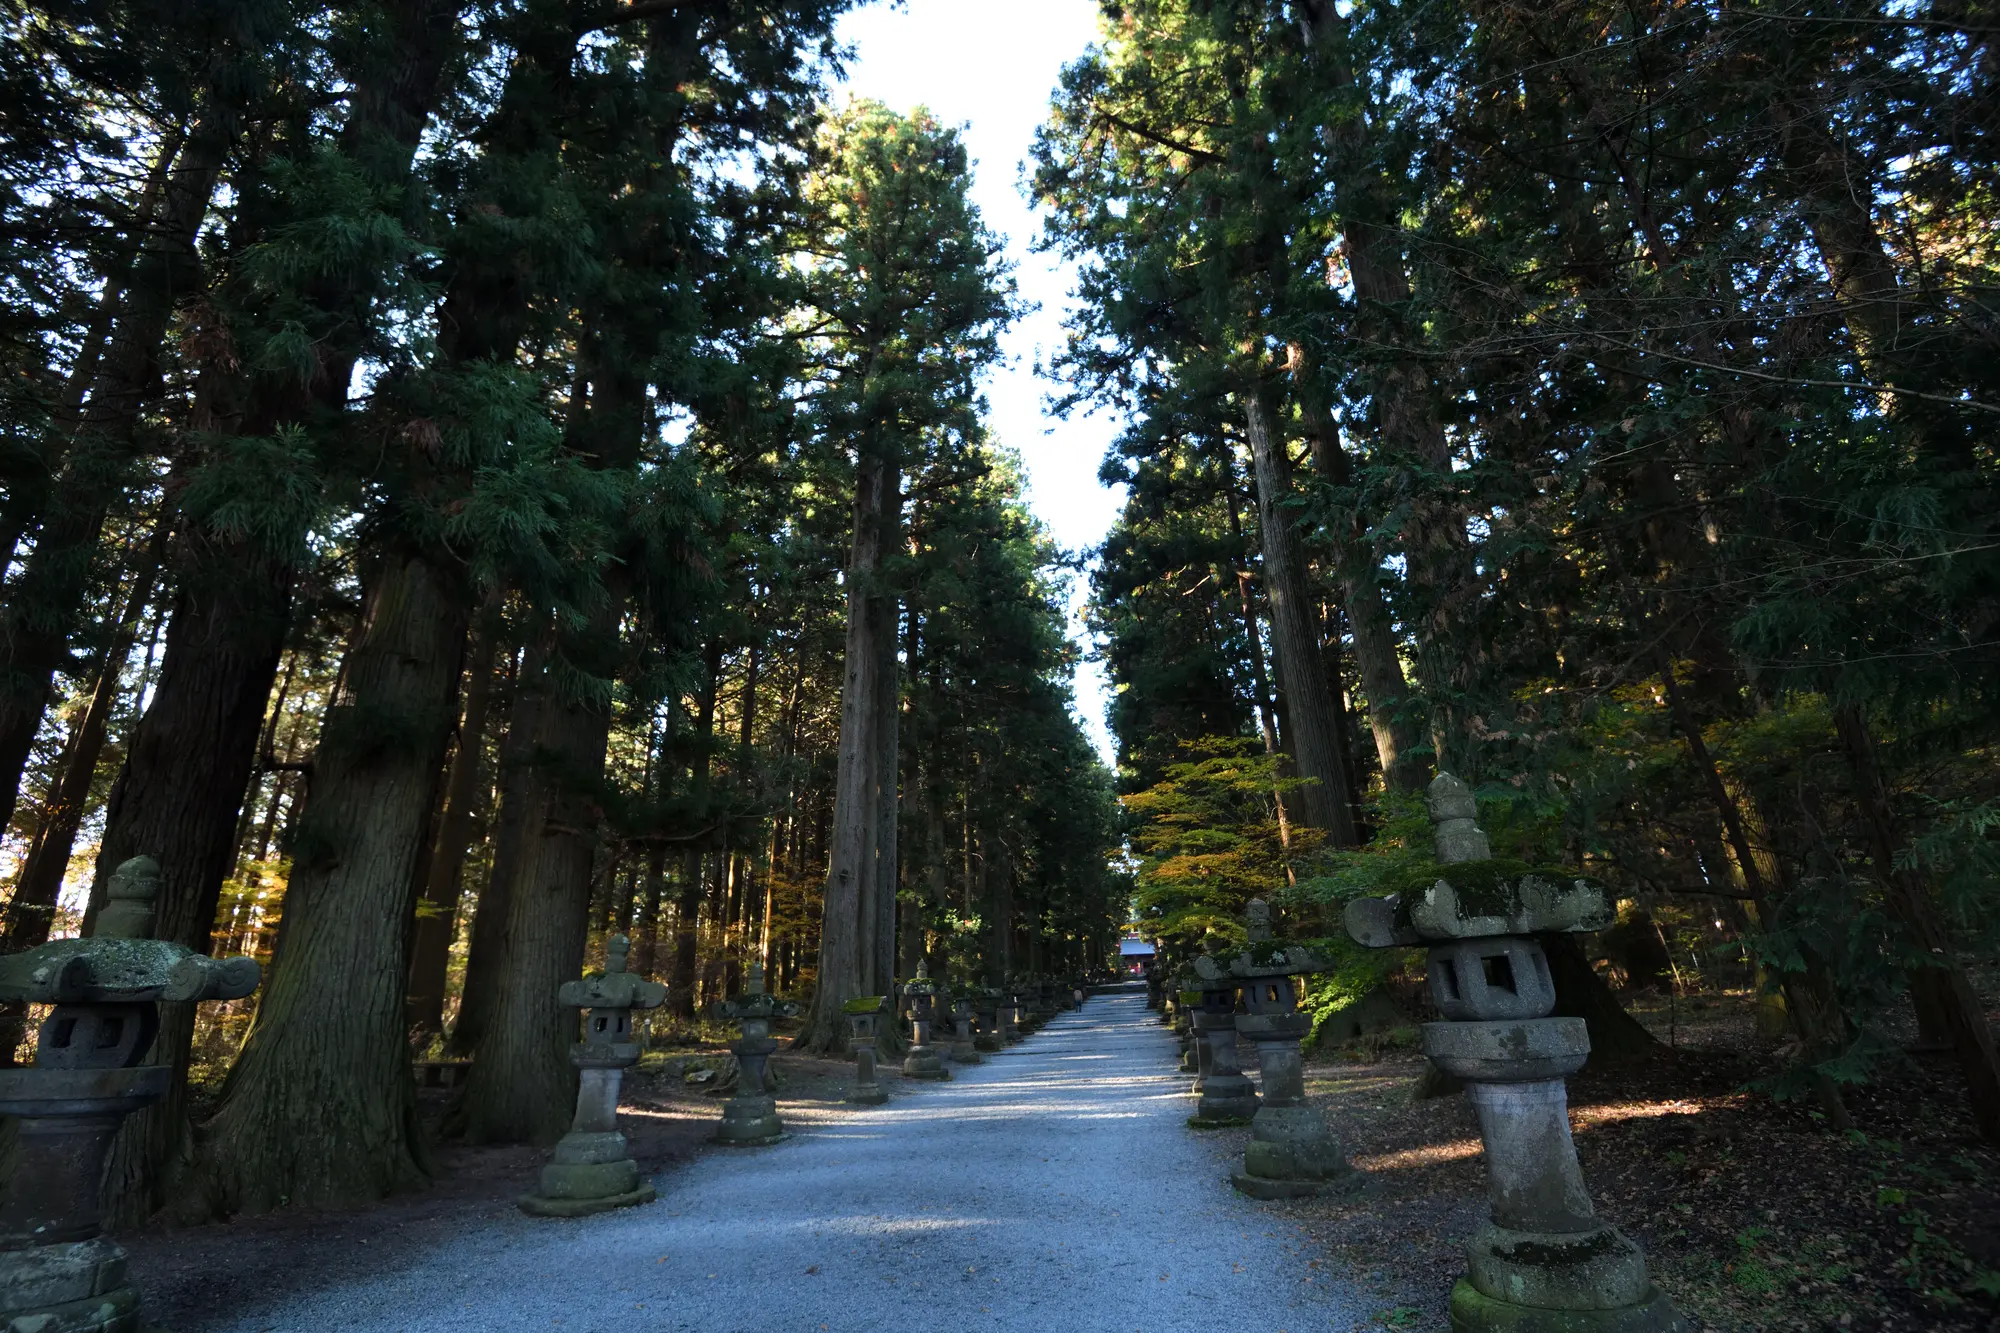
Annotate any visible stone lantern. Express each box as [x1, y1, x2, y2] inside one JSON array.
[[1344, 775, 1687, 1333], [972, 989, 1003, 1054], [1143, 959, 1164, 1011], [900, 964, 949, 1080], [947, 992, 982, 1064], [714, 962, 794, 1145], [841, 995, 889, 1105], [1187, 955, 1257, 1128], [0, 856, 259, 1333], [1197, 899, 1352, 1200], [521, 934, 668, 1216], [1173, 988, 1200, 1073], [1001, 985, 1024, 1043]]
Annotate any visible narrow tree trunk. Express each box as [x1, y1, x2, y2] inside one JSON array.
[[406, 610, 500, 1038], [870, 469, 903, 991], [1, 539, 162, 956], [1835, 704, 2000, 1141], [197, 552, 469, 1213], [636, 846, 667, 978], [1242, 388, 1359, 845]]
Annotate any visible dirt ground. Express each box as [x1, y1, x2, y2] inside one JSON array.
[[1277, 992, 2000, 1332]]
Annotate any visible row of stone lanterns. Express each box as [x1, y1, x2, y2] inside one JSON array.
[[522, 949, 1087, 1215], [1177, 776, 1688, 1333]]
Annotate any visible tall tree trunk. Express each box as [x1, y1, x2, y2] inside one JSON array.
[[1220, 475, 1292, 845], [88, 543, 294, 1225], [407, 608, 500, 1038], [670, 641, 722, 1017], [197, 552, 469, 1213], [1291, 347, 1426, 792], [805, 446, 890, 1050], [871, 466, 903, 991], [454, 597, 620, 1145], [1242, 388, 1359, 846], [1835, 704, 2000, 1141], [450, 637, 543, 1055], [1296, 3, 1476, 773]]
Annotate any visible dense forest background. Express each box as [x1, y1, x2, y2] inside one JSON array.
[[1038, 0, 2000, 1146], [0, 0, 1121, 1220]]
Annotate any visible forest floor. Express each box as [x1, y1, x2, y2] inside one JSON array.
[[1278, 983, 2000, 1333], [124, 988, 1368, 1333]]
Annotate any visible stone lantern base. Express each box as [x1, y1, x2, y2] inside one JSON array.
[[0, 1236, 142, 1333], [519, 1130, 657, 1217], [1229, 1104, 1355, 1199], [714, 1092, 786, 1146], [1449, 1278, 1688, 1333]]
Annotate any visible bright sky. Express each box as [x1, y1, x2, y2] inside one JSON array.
[[833, 0, 1126, 761]]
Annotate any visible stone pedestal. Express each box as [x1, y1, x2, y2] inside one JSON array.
[[1144, 962, 1165, 1011], [1174, 990, 1200, 1074], [522, 935, 669, 1214], [714, 963, 792, 1145], [1219, 932, 1353, 1199], [843, 996, 888, 1105], [972, 991, 1003, 1053], [0, 857, 259, 1332], [901, 967, 950, 1080], [1188, 984, 1257, 1128], [948, 996, 982, 1064], [1347, 775, 1688, 1333]]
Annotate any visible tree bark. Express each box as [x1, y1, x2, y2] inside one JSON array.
[[1291, 350, 1426, 792], [1242, 388, 1359, 845], [197, 552, 469, 1213], [453, 596, 619, 1145], [449, 637, 544, 1055], [870, 463, 903, 991], [804, 446, 891, 1050], [406, 608, 501, 1038]]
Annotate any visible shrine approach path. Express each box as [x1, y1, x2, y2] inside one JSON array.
[[200, 987, 1369, 1333]]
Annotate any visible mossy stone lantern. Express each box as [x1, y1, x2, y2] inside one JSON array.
[[900, 963, 949, 1080], [714, 962, 794, 1145], [521, 934, 668, 1216], [841, 994, 889, 1105], [1345, 775, 1688, 1333], [0, 856, 259, 1333], [1203, 899, 1354, 1200]]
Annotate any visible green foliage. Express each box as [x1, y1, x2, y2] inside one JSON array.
[[1124, 737, 1315, 947]]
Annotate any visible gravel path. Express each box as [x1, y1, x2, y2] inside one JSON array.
[[204, 987, 1367, 1333]]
